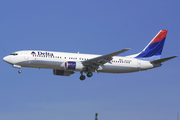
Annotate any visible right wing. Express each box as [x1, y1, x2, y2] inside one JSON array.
[[82, 49, 130, 70]]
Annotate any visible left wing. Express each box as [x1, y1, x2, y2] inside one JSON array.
[[82, 49, 130, 70]]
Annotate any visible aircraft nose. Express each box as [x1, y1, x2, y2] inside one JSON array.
[[3, 56, 8, 62], [3, 56, 11, 64]]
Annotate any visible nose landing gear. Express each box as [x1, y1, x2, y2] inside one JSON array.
[[18, 70, 22, 73], [12, 65, 22, 74]]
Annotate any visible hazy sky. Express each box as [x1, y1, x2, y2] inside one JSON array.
[[1, 0, 180, 120]]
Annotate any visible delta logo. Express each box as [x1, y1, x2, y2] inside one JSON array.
[[31, 51, 54, 56], [38, 51, 54, 56], [31, 51, 36, 55]]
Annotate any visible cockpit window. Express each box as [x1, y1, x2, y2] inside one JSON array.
[[10, 53, 18, 56]]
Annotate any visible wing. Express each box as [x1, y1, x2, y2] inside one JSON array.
[[82, 49, 130, 71]]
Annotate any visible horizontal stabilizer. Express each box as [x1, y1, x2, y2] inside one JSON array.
[[150, 56, 177, 64]]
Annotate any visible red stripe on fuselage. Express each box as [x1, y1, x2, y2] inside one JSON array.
[[150, 30, 168, 44]]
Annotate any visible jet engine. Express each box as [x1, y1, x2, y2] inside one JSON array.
[[53, 69, 74, 76], [61, 61, 84, 71]]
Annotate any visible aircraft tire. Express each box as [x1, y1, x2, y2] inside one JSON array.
[[18, 70, 22, 73], [80, 75, 85, 80], [87, 72, 93, 77]]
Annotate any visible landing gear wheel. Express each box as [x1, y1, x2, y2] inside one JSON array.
[[18, 70, 22, 74], [87, 72, 93, 77], [80, 75, 86, 81]]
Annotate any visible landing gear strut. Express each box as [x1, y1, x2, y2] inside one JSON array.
[[80, 72, 86, 80]]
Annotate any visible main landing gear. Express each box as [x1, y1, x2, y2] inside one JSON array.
[[80, 74, 86, 80], [80, 72, 93, 81], [87, 72, 93, 77]]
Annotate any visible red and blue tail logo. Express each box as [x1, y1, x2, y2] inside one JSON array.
[[136, 30, 168, 60]]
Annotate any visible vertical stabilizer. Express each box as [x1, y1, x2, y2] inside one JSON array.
[[128, 30, 168, 61]]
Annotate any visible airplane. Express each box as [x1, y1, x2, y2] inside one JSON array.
[[3, 30, 177, 80]]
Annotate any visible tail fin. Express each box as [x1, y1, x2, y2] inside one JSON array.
[[128, 30, 168, 61]]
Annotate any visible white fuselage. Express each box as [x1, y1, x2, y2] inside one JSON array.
[[3, 50, 156, 73]]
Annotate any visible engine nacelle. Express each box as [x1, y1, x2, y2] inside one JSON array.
[[64, 61, 84, 71], [53, 69, 74, 76]]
